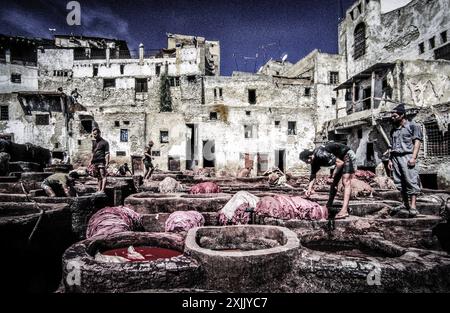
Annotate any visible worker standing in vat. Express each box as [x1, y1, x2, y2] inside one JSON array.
[[41, 171, 79, 197], [0, 136, 11, 176], [143, 141, 155, 180], [90, 128, 110, 192], [388, 103, 423, 218], [300, 142, 356, 219]]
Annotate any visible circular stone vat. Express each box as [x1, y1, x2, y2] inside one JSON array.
[[124, 192, 232, 214], [185, 225, 300, 292], [62, 231, 201, 293], [0, 202, 72, 292], [291, 234, 450, 292]]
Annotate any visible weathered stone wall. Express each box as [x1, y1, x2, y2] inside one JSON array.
[[0, 63, 38, 93], [340, 0, 450, 77], [0, 93, 69, 151]]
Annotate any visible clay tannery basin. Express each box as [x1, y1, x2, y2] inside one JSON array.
[[184, 225, 300, 292], [62, 231, 201, 293]]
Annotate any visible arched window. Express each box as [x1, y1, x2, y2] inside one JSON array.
[[354, 23, 366, 59]]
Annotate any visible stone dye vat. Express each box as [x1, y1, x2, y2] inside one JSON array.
[[0, 192, 108, 240], [184, 225, 300, 292], [62, 232, 200, 293], [124, 193, 231, 232], [0, 202, 72, 292], [266, 213, 444, 251], [285, 234, 450, 292], [125, 192, 231, 214]]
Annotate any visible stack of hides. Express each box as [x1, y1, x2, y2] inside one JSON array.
[[218, 191, 260, 225], [256, 195, 328, 220], [189, 182, 221, 194], [86, 206, 143, 239], [165, 211, 205, 233], [159, 177, 183, 193]]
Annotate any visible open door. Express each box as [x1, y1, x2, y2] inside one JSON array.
[[275, 149, 286, 173], [203, 140, 215, 168]]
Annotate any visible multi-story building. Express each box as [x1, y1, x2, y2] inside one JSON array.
[[0, 33, 319, 175]]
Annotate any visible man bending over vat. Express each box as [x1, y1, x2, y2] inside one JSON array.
[[300, 142, 356, 219], [41, 171, 79, 197]]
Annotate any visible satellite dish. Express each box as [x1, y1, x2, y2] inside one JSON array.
[[281, 53, 288, 63]]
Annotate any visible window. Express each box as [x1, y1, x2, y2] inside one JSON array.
[[357, 129, 363, 139], [329, 72, 339, 84], [152, 151, 161, 157], [441, 31, 448, 44], [11, 73, 21, 83], [169, 77, 180, 87], [116, 151, 126, 157], [80, 120, 93, 133], [135, 78, 148, 92], [155, 64, 161, 76], [120, 129, 128, 142], [123, 121, 130, 125], [429, 37, 436, 49], [354, 23, 366, 59], [214, 87, 223, 100], [160, 131, 169, 143], [0, 106, 8, 121], [350, 11, 354, 20], [367, 142, 374, 162], [288, 121, 297, 135], [304, 87, 311, 97], [244, 125, 253, 138], [78, 140, 82, 145], [246, 111, 251, 116], [120, 64, 125, 75], [357, 3, 362, 14], [53, 70, 70, 77], [93, 64, 99, 77], [209, 112, 218, 120], [274, 121, 280, 128], [187, 75, 196, 83], [36, 114, 49, 125], [332, 98, 337, 106], [419, 42, 425, 54], [114, 121, 120, 127], [425, 122, 450, 156], [248, 89, 256, 104], [103, 78, 116, 89]]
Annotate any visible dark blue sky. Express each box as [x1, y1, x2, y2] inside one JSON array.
[[0, 0, 355, 75]]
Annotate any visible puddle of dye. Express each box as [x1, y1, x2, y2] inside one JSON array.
[[102, 246, 182, 262]]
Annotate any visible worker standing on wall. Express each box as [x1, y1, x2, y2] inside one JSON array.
[[388, 103, 423, 218], [300, 142, 356, 219], [90, 128, 110, 192], [143, 140, 155, 180]]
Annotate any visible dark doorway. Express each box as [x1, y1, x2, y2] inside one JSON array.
[[168, 156, 181, 171], [203, 140, 215, 168], [420, 174, 438, 190], [131, 155, 144, 175], [257, 153, 268, 176], [275, 149, 286, 173], [186, 124, 197, 170]]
